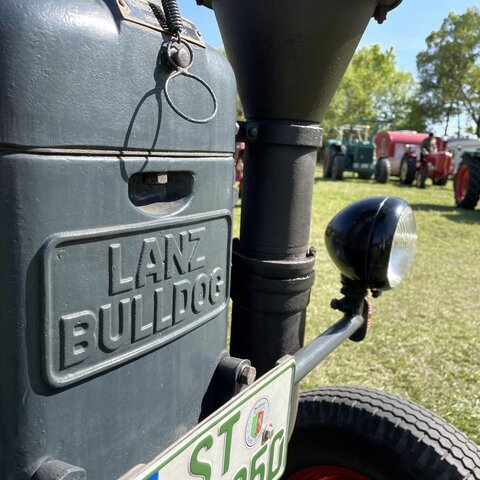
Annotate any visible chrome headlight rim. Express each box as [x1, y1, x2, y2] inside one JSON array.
[[366, 198, 416, 290]]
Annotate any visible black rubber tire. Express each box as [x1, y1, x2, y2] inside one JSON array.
[[399, 155, 416, 185], [374, 158, 390, 184], [324, 145, 338, 178], [323, 155, 332, 178], [284, 386, 480, 480], [416, 167, 427, 189], [454, 157, 480, 209], [331, 154, 345, 181]]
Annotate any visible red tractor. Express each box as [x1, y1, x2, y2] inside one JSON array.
[[414, 149, 453, 188], [375, 131, 453, 188]]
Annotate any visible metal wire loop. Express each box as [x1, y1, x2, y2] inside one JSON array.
[[164, 69, 218, 124]]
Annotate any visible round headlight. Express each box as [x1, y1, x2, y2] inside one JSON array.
[[325, 197, 417, 291]]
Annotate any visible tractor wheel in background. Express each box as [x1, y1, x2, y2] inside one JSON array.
[[454, 157, 480, 209], [284, 386, 480, 480], [415, 167, 427, 188], [432, 176, 448, 186], [323, 155, 332, 178], [323, 146, 337, 178], [331, 154, 345, 181], [399, 155, 416, 185], [374, 158, 390, 184], [357, 172, 373, 180]]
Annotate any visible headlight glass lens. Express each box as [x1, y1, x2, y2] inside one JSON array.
[[387, 206, 417, 288]]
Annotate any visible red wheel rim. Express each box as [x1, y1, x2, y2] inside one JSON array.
[[456, 165, 469, 201], [288, 466, 371, 480]]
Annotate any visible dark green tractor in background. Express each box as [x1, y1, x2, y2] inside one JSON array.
[[323, 118, 391, 182]]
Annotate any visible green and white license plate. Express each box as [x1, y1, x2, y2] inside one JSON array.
[[122, 357, 296, 480]]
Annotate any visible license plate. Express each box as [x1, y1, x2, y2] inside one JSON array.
[[122, 357, 296, 480]]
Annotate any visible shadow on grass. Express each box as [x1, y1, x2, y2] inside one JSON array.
[[391, 182, 414, 189], [442, 211, 480, 224], [411, 203, 455, 213], [411, 203, 480, 224], [314, 176, 360, 184]]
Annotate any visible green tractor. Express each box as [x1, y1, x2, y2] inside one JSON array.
[[323, 118, 391, 181]]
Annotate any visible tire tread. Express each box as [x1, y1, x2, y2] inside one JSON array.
[[297, 386, 480, 479], [455, 158, 480, 209]]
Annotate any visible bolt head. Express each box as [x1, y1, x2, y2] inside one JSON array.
[[263, 423, 274, 442], [172, 46, 192, 68], [247, 127, 259, 139], [237, 365, 256, 386]]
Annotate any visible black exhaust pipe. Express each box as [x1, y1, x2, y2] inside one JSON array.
[[212, 0, 402, 375]]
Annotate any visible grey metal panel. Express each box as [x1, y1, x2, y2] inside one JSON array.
[[0, 152, 234, 479], [0, 0, 237, 153]]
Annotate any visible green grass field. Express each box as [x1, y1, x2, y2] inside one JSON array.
[[234, 166, 480, 444]]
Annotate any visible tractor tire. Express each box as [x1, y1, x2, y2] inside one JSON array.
[[323, 145, 337, 178], [284, 386, 480, 480], [323, 155, 332, 179], [331, 154, 345, 181], [374, 158, 390, 184], [416, 167, 427, 189], [454, 157, 480, 209], [399, 155, 416, 185]]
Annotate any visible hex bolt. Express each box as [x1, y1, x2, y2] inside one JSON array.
[[237, 364, 256, 386], [263, 423, 274, 442]]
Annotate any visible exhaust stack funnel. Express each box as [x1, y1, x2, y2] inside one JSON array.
[[213, 0, 402, 122], [212, 0, 402, 375]]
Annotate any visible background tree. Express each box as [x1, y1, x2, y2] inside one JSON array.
[[322, 45, 417, 138], [417, 6, 480, 137], [394, 96, 428, 133]]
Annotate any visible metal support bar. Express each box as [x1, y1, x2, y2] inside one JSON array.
[[294, 315, 364, 384]]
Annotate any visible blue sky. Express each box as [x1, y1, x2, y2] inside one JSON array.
[[178, 0, 479, 76]]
